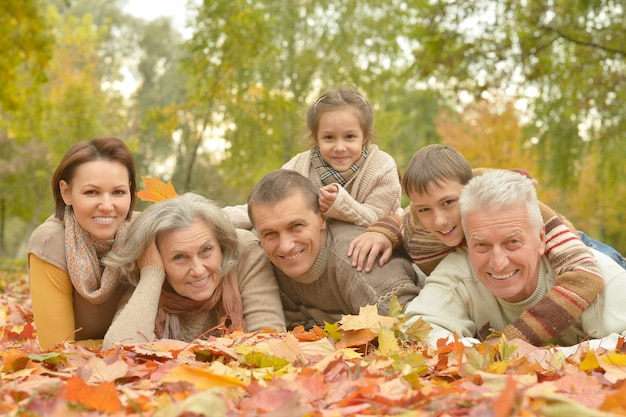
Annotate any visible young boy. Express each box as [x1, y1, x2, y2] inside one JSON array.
[[348, 144, 607, 346]]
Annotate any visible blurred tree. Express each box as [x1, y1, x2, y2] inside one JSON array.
[[0, 0, 53, 112], [182, 0, 441, 203], [0, 0, 52, 255], [1, 0, 134, 257], [405, 0, 625, 190], [436, 97, 536, 170]]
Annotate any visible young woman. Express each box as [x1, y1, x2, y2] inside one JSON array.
[[102, 192, 285, 348], [28, 137, 137, 349]]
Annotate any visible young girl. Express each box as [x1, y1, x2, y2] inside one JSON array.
[[349, 144, 608, 346], [102, 192, 285, 348], [224, 87, 402, 229], [28, 137, 137, 350]]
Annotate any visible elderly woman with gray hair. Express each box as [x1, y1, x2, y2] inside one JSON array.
[[102, 192, 285, 348]]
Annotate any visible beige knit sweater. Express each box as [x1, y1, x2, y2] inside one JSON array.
[[223, 144, 402, 229]]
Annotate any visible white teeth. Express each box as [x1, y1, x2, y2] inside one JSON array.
[[440, 227, 454, 235], [491, 271, 515, 280], [283, 252, 301, 261], [94, 217, 115, 224], [189, 277, 208, 286]]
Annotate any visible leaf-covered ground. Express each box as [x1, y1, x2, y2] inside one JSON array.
[[2, 265, 626, 417]]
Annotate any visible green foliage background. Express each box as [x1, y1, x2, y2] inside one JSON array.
[[1, 0, 624, 258]]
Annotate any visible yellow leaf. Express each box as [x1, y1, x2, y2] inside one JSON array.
[[323, 321, 342, 342], [242, 351, 290, 371], [387, 294, 404, 318], [339, 305, 398, 332], [405, 317, 433, 342], [579, 351, 600, 371], [161, 365, 246, 390], [378, 327, 401, 356], [602, 351, 626, 366], [487, 359, 510, 374], [137, 176, 178, 202]]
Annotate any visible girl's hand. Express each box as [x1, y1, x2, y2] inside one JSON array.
[[319, 184, 338, 213]]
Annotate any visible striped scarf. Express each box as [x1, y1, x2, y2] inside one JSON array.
[[64, 206, 128, 304], [310, 146, 369, 186]]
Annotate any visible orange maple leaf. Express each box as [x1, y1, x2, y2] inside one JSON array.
[[62, 375, 124, 414], [137, 176, 178, 202], [492, 375, 516, 417]]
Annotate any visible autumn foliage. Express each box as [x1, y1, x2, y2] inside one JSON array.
[[2, 178, 626, 415], [1, 267, 626, 417]]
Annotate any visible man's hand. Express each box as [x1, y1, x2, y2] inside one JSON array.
[[347, 231, 393, 272], [319, 184, 338, 213], [137, 239, 164, 270]]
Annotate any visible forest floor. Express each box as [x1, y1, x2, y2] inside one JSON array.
[[1, 261, 626, 416]]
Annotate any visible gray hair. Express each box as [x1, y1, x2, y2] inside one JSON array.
[[103, 192, 241, 286], [460, 169, 543, 233]]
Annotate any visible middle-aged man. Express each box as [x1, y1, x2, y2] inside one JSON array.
[[247, 169, 420, 329], [404, 169, 626, 347]]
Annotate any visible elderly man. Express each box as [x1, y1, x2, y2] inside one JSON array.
[[404, 169, 626, 347], [248, 169, 420, 329]]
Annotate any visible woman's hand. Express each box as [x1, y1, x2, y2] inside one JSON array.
[[137, 239, 164, 270]]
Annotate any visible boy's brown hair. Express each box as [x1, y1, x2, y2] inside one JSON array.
[[401, 144, 473, 196]]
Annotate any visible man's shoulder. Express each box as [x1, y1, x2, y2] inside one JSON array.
[[327, 220, 364, 243], [429, 248, 474, 278], [236, 228, 259, 245]]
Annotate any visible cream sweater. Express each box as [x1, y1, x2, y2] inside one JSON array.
[[223, 144, 402, 229], [404, 248, 626, 346]]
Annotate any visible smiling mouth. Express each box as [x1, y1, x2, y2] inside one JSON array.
[[189, 276, 209, 287], [438, 226, 455, 236], [490, 271, 516, 280], [281, 250, 303, 261], [94, 217, 116, 224]]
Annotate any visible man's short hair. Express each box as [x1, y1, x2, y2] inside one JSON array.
[[247, 170, 320, 226]]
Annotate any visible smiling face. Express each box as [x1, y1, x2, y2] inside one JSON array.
[[316, 107, 365, 172], [252, 190, 327, 278], [409, 178, 466, 247], [60, 160, 131, 239], [465, 205, 546, 302], [158, 220, 223, 301]]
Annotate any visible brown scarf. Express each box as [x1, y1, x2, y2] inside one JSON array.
[[154, 275, 243, 339], [310, 146, 368, 186], [64, 206, 128, 304]]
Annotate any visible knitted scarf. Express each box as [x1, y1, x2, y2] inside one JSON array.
[[310, 146, 369, 186], [154, 274, 243, 340], [64, 206, 128, 304]]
